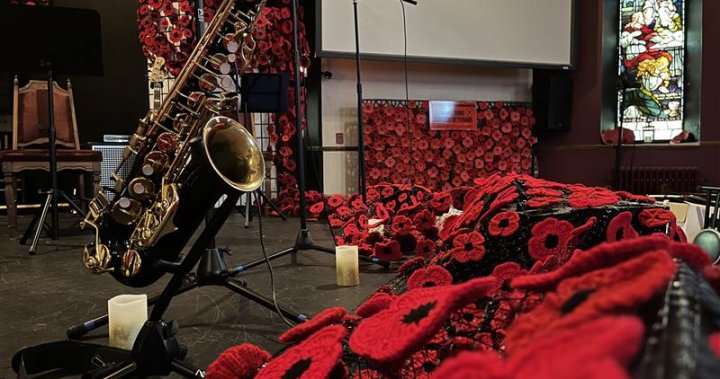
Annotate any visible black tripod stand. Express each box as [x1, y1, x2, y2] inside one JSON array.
[[236, 0, 390, 271], [20, 65, 87, 255], [67, 190, 306, 341]]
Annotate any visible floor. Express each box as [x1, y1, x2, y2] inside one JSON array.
[[0, 212, 396, 377]]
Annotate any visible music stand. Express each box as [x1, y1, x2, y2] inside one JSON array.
[[0, 5, 104, 254], [239, 73, 288, 227]]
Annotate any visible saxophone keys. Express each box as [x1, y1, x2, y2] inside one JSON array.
[[83, 243, 113, 274], [156, 132, 176, 152], [120, 249, 142, 278], [210, 53, 232, 75], [223, 33, 240, 53], [234, 20, 248, 33], [111, 197, 143, 225], [142, 151, 169, 176], [219, 75, 236, 92], [129, 177, 156, 201], [199, 73, 219, 92]]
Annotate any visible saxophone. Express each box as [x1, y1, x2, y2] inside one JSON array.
[[81, 0, 267, 287]]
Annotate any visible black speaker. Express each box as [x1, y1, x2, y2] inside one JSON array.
[[532, 69, 573, 132]]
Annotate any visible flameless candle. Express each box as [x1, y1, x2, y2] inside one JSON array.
[[336, 245, 360, 286], [108, 294, 148, 350]]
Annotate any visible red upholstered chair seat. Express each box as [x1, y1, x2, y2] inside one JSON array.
[[0, 149, 102, 162]]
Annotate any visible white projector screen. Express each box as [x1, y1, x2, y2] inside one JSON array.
[[317, 0, 575, 68]]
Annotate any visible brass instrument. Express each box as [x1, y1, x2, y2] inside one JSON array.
[[82, 0, 267, 287]]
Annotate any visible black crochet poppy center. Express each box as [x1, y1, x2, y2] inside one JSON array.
[[403, 301, 438, 325], [561, 288, 597, 315], [545, 234, 560, 249], [282, 358, 312, 379]]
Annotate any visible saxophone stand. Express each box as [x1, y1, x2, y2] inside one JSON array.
[[66, 191, 306, 347], [235, 0, 390, 272]]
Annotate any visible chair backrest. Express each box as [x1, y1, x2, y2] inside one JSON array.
[[699, 186, 720, 230], [12, 76, 79, 150]]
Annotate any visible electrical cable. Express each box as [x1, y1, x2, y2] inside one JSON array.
[[255, 190, 295, 327]]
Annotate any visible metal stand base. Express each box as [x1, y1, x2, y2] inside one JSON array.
[[67, 248, 306, 340], [242, 189, 287, 228], [236, 228, 391, 273], [21, 189, 86, 255]]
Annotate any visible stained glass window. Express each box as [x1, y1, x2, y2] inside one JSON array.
[[618, 0, 685, 142]]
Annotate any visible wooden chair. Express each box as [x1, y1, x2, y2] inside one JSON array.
[[0, 76, 102, 236]]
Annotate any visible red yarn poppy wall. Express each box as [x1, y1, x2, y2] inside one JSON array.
[[363, 100, 537, 192]]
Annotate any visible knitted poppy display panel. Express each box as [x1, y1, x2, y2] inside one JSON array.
[[325, 173, 682, 268], [208, 237, 720, 378], [362, 100, 538, 193], [386, 172, 685, 292]]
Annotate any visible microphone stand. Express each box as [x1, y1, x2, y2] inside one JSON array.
[[353, 0, 416, 204], [236, 0, 390, 272]]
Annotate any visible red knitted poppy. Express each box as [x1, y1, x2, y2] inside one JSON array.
[[513, 236, 671, 291], [206, 343, 270, 379], [436, 317, 643, 379], [308, 201, 324, 216], [637, 208, 675, 228], [527, 196, 564, 208], [451, 232, 487, 263], [278, 307, 347, 344], [526, 188, 563, 197], [355, 292, 395, 318], [488, 212, 520, 237], [349, 277, 496, 363], [567, 189, 620, 208], [413, 209, 436, 231], [327, 195, 343, 208], [392, 215, 414, 235], [506, 249, 675, 351], [527, 218, 574, 261], [521, 176, 568, 190], [482, 187, 519, 221], [430, 192, 453, 213], [374, 240, 402, 261], [606, 211, 639, 242], [407, 265, 454, 290], [256, 325, 347, 379], [415, 238, 438, 259], [492, 262, 527, 285]]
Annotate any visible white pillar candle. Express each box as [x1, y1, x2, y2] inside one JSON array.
[[108, 294, 148, 350], [336, 245, 360, 287]]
